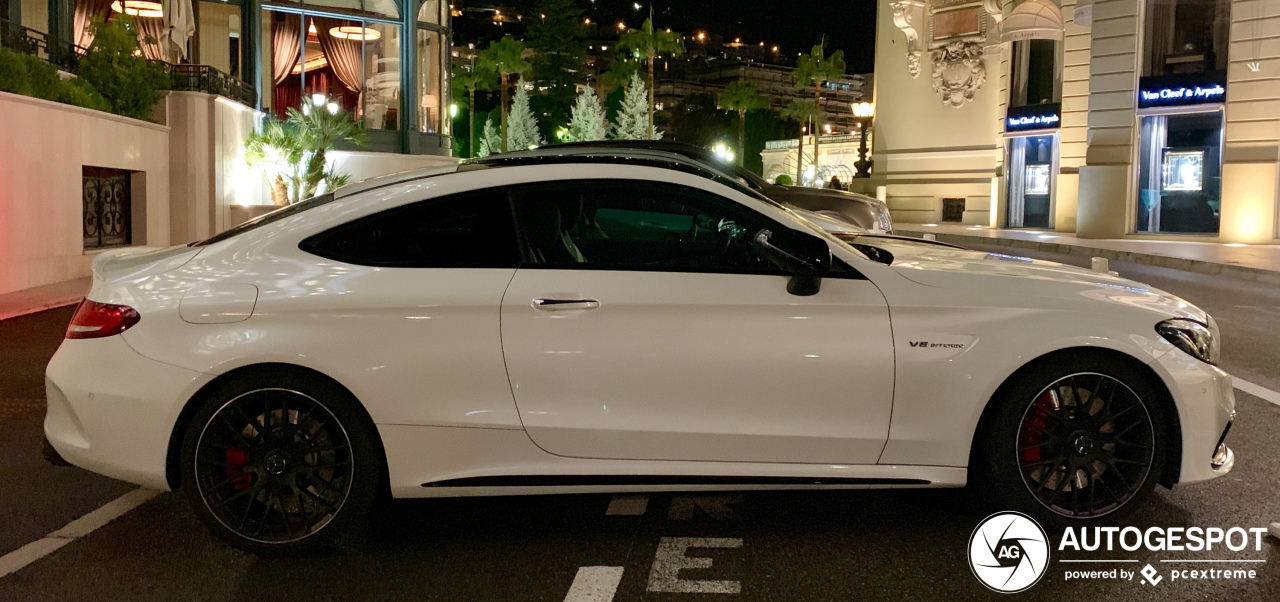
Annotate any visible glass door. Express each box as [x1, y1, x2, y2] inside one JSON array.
[[1006, 135, 1057, 229]]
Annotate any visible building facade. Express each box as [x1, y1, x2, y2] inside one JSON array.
[[872, 0, 1280, 243], [0, 0, 456, 296], [657, 61, 869, 133], [5, 0, 452, 155]]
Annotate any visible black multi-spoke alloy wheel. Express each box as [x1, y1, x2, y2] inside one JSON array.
[[974, 352, 1169, 526], [180, 372, 381, 554]]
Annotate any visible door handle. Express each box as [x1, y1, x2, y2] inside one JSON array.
[[532, 298, 600, 311]]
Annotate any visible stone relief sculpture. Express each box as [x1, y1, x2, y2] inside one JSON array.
[[891, 1, 926, 78], [931, 41, 988, 107], [891, 0, 997, 107]]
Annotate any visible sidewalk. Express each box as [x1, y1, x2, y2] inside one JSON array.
[[896, 224, 1280, 286], [0, 278, 90, 322]]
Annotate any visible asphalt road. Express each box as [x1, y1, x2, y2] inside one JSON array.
[[0, 249, 1278, 601]]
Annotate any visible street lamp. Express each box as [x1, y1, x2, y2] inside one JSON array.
[[852, 101, 874, 178]]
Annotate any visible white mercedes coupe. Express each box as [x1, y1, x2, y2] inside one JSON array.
[[45, 156, 1235, 554]]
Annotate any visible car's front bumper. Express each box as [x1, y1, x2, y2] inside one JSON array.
[[1149, 348, 1236, 485], [44, 335, 211, 491]]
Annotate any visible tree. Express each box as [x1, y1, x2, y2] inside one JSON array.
[[452, 61, 496, 158], [567, 85, 609, 142], [527, 0, 585, 134], [75, 17, 168, 120], [508, 80, 545, 150], [783, 99, 816, 185], [478, 35, 530, 152], [476, 117, 501, 157], [666, 92, 731, 148], [618, 17, 684, 136], [792, 41, 846, 184], [718, 80, 768, 165], [613, 71, 660, 140], [245, 96, 367, 204]]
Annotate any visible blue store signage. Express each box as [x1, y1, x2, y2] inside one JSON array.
[[1138, 72, 1227, 109], [1006, 103, 1061, 133]]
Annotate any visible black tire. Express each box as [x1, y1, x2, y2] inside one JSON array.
[[972, 352, 1171, 527], [179, 370, 381, 555]]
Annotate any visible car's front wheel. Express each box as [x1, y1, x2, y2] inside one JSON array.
[[974, 353, 1171, 525], [179, 371, 380, 554]]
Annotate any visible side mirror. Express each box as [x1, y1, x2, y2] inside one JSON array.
[[753, 229, 831, 296]]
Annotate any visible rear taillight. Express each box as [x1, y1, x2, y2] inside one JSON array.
[[66, 300, 141, 339]]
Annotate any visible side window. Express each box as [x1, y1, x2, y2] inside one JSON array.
[[299, 189, 519, 268], [511, 180, 785, 275]]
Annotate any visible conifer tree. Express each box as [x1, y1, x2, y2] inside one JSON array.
[[567, 85, 609, 142], [612, 72, 660, 140], [476, 117, 501, 157], [508, 80, 546, 150]]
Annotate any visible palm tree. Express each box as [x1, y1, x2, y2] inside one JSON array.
[[792, 41, 846, 184], [245, 96, 367, 204], [479, 36, 531, 152], [453, 61, 497, 158], [783, 99, 816, 185], [718, 80, 768, 165], [618, 17, 685, 138]]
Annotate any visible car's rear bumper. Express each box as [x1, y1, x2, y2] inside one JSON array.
[[1150, 349, 1236, 485], [44, 336, 211, 491]]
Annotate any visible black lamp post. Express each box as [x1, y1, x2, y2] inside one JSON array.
[[853, 101, 874, 178]]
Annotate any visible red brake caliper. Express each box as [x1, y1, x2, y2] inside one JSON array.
[[1020, 392, 1054, 463], [226, 448, 253, 491]]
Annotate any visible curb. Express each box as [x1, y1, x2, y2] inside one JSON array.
[[0, 297, 83, 323], [897, 229, 1280, 286]]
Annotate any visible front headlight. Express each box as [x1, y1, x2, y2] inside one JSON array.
[[1156, 318, 1220, 365]]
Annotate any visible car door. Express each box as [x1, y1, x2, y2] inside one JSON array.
[[500, 177, 896, 465], [293, 187, 523, 429]]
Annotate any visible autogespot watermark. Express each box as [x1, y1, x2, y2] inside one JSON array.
[[968, 512, 1051, 593], [969, 516, 1270, 593]]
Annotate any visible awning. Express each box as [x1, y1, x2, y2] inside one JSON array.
[[1001, 0, 1065, 42]]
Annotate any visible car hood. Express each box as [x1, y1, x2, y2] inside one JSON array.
[[769, 185, 882, 205], [874, 243, 1208, 322]]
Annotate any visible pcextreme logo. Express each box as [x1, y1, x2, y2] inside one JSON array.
[[968, 512, 1051, 593]]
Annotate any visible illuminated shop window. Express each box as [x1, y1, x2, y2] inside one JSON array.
[[1006, 135, 1056, 229], [1136, 111, 1222, 234]]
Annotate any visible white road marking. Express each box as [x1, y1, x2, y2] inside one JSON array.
[[563, 566, 624, 602], [0, 488, 159, 579], [605, 494, 649, 516], [668, 495, 741, 521], [647, 537, 743, 594], [1234, 378, 1280, 407]]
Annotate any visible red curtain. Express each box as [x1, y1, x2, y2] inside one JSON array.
[[313, 17, 363, 96], [274, 78, 301, 119], [271, 13, 301, 85], [72, 0, 114, 49]]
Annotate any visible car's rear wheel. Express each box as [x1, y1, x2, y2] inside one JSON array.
[[179, 373, 380, 554], [974, 353, 1170, 525]]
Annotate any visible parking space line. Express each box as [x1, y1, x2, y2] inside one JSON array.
[[605, 494, 649, 516], [563, 566, 624, 602], [1234, 379, 1280, 407], [0, 488, 159, 579]]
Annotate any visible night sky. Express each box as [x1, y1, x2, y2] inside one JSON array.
[[640, 0, 879, 73]]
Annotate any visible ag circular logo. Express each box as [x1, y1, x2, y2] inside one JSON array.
[[968, 512, 1050, 593]]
